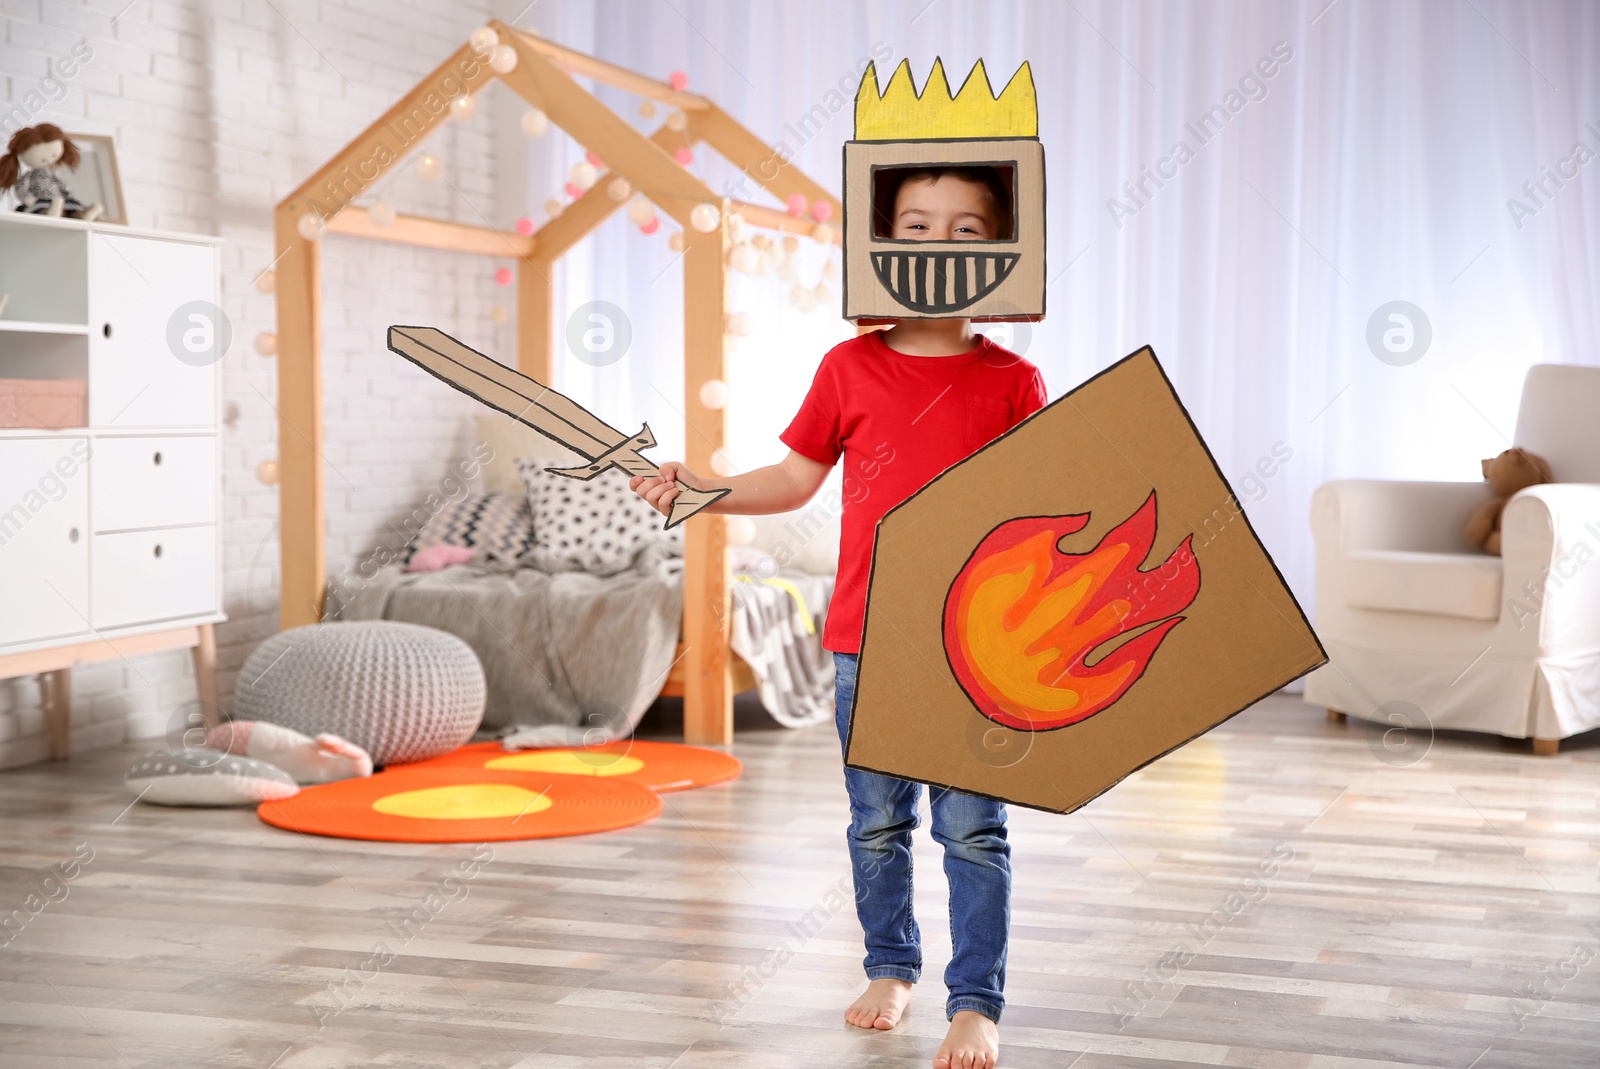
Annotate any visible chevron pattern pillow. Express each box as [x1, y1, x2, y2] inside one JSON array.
[[405, 490, 535, 565]]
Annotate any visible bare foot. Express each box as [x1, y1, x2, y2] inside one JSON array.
[[844, 977, 912, 1030], [933, 1010, 998, 1069]]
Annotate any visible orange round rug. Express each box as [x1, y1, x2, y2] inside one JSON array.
[[257, 767, 663, 842], [396, 739, 742, 793]]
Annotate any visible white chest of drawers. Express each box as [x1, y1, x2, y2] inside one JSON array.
[[0, 212, 225, 762]]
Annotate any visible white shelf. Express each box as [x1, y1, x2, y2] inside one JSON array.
[[0, 425, 221, 441], [0, 320, 90, 335], [0, 426, 91, 439], [0, 209, 224, 246]]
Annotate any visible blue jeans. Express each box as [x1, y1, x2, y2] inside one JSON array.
[[832, 652, 1010, 1022]]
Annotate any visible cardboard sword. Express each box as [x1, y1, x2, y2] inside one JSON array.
[[387, 325, 731, 529]]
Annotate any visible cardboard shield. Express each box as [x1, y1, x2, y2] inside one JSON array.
[[845, 348, 1326, 813]]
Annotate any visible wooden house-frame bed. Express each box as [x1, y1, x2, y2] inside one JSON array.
[[274, 20, 841, 744]]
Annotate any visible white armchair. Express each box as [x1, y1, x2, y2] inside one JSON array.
[[1304, 364, 1600, 753]]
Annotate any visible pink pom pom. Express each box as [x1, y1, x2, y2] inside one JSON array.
[[668, 70, 689, 91], [639, 217, 660, 235], [585, 149, 605, 169], [810, 201, 833, 223], [206, 720, 253, 754], [564, 181, 583, 199], [786, 192, 808, 216], [674, 147, 694, 166], [494, 267, 513, 286], [406, 543, 475, 573], [514, 216, 535, 236]]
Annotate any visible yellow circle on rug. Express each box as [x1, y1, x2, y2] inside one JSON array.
[[398, 740, 744, 793], [372, 783, 553, 820], [486, 751, 645, 777], [258, 767, 662, 842]]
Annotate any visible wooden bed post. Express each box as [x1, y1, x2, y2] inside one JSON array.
[[682, 211, 732, 745], [517, 256, 554, 381], [272, 41, 492, 629], [273, 211, 324, 629]]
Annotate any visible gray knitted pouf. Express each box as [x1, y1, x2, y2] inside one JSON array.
[[234, 622, 485, 766]]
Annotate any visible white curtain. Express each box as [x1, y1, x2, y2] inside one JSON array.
[[503, 0, 1600, 613]]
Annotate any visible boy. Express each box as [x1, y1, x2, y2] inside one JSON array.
[[633, 166, 1046, 1069]]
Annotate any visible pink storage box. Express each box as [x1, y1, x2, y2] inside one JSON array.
[[0, 379, 87, 429]]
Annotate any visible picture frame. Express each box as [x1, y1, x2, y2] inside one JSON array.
[[66, 133, 125, 225]]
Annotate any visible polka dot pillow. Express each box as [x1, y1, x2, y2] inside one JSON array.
[[404, 490, 535, 566], [516, 457, 681, 573], [126, 749, 299, 806]]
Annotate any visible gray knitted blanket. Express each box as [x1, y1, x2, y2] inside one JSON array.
[[329, 543, 683, 744], [729, 574, 835, 728], [328, 545, 835, 738]]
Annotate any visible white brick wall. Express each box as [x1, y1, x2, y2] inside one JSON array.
[[1, 0, 520, 767]]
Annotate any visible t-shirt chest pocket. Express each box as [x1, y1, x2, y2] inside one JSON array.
[[964, 395, 1013, 450]]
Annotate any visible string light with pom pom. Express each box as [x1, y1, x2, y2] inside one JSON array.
[[689, 202, 720, 233], [698, 379, 728, 409], [489, 44, 517, 74]]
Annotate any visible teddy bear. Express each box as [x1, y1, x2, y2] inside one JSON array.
[[0, 124, 103, 221], [1464, 447, 1553, 555]]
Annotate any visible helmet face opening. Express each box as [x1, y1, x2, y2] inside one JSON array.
[[843, 138, 1045, 323], [868, 163, 1018, 241]]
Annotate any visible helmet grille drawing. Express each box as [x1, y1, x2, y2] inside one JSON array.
[[869, 248, 1020, 314], [844, 59, 1045, 323]]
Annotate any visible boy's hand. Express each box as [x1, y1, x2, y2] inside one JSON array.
[[630, 461, 702, 518]]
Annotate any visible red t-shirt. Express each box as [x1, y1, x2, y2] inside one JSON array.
[[779, 329, 1048, 653]]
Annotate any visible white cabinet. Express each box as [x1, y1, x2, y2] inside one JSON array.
[[88, 234, 217, 428], [0, 212, 223, 657], [0, 438, 91, 646]]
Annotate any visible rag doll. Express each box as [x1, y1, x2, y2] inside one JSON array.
[[1, 124, 103, 221], [1463, 447, 1553, 555]]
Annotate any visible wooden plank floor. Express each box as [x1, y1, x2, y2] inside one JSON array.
[[1, 694, 1597, 1068]]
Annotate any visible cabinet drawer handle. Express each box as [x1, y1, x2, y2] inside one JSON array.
[[153, 451, 162, 466], [103, 323, 113, 339], [69, 527, 79, 543], [153, 544, 163, 559]]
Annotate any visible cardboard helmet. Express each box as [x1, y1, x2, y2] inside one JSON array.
[[844, 58, 1044, 324]]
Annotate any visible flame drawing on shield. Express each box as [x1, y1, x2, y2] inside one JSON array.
[[942, 492, 1199, 731]]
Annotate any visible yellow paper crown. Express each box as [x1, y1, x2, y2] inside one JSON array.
[[854, 58, 1037, 141]]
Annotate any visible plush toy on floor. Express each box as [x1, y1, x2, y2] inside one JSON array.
[[1, 124, 104, 221], [205, 720, 374, 785], [1464, 447, 1553, 555]]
